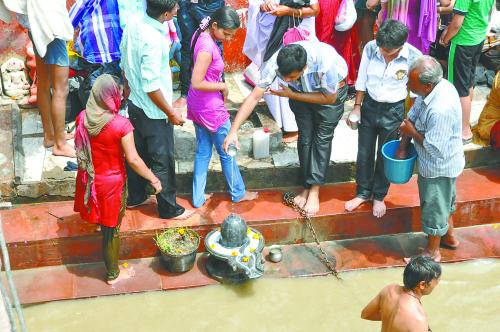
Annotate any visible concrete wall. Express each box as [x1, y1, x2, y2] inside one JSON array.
[[0, 0, 249, 71]]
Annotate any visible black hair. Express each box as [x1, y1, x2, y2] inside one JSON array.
[[276, 44, 307, 76], [403, 256, 442, 290], [190, 6, 240, 69], [376, 19, 409, 50], [146, 0, 178, 19]]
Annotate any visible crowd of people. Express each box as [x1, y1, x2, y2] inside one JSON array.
[[0, 0, 497, 304]]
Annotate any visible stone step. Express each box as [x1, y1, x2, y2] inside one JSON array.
[[2, 168, 498, 270], [9, 223, 500, 304]]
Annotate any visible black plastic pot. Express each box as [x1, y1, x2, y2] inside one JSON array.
[[159, 230, 200, 273]]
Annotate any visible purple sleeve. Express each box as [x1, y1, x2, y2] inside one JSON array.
[[193, 33, 216, 62]]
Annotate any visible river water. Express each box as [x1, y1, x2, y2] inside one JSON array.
[[22, 259, 500, 331]]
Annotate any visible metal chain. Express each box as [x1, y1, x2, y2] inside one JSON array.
[[283, 192, 339, 278]]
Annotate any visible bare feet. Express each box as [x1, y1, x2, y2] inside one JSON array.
[[95, 225, 101, 232], [440, 235, 460, 250], [345, 196, 368, 212], [238, 191, 258, 202], [303, 190, 320, 216], [282, 131, 299, 143], [173, 96, 187, 109], [404, 250, 441, 264], [205, 193, 213, 202], [52, 143, 76, 158], [43, 133, 75, 148], [172, 209, 196, 220], [372, 199, 386, 218], [127, 196, 156, 208], [107, 264, 135, 285], [293, 189, 309, 209]]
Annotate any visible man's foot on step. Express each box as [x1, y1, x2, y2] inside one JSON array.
[[303, 191, 320, 216], [372, 199, 387, 218], [238, 191, 258, 202], [345, 196, 368, 212], [172, 209, 196, 220], [127, 196, 157, 209], [293, 189, 310, 209]]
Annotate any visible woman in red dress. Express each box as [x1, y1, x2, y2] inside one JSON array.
[[74, 74, 161, 284]]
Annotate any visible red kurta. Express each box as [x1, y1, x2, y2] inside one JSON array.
[[74, 114, 134, 227]]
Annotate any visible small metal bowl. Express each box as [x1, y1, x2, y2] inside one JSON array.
[[268, 247, 283, 263]]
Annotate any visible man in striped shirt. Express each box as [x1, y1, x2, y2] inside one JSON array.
[[397, 56, 465, 262]]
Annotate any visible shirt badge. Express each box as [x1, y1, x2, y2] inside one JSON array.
[[395, 69, 407, 80]]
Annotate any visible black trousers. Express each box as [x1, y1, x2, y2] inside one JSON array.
[[126, 102, 185, 218], [356, 93, 404, 201], [289, 85, 347, 188]]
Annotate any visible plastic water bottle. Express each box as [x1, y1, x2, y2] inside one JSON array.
[[227, 143, 237, 157], [253, 128, 270, 159]]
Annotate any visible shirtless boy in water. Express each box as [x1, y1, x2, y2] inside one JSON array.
[[361, 256, 441, 332]]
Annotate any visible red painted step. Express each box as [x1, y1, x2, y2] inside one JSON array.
[[2, 168, 499, 270]]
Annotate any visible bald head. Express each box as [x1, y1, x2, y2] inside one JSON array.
[[409, 56, 443, 86]]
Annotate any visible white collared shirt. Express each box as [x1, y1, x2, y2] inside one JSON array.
[[355, 41, 422, 103], [258, 40, 347, 95], [408, 79, 465, 178]]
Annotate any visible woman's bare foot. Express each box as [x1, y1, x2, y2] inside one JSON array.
[[172, 209, 196, 220], [238, 191, 258, 202], [345, 196, 368, 212], [293, 189, 309, 209], [303, 190, 320, 216], [282, 131, 299, 143], [107, 265, 135, 285], [52, 143, 76, 158], [372, 199, 386, 218]]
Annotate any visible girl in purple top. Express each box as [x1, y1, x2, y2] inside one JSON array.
[[188, 6, 258, 208]]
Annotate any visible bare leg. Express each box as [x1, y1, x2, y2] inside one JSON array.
[[345, 196, 369, 212], [48, 64, 75, 157], [35, 56, 55, 148], [423, 235, 442, 262], [441, 217, 460, 249], [303, 185, 320, 216], [293, 189, 309, 209], [459, 87, 474, 140], [372, 199, 387, 218]]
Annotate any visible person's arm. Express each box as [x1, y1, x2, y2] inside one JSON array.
[[361, 291, 382, 321], [223, 86, 266, 152], [191, 51, 226, 92], [367, 0, 381, 11], [270, 83, 337, 104], [268, 3, 320, 17], [347, 45, 370, 126], [440, 0, 470, 46], [438, 0, 455, 14], [121, 133, 162, 194], [122, 70, 130, 101], [141, 41, 184, 125]]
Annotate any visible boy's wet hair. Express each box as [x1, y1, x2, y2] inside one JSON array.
[[277, 44, 307, 77], [146, 0, 178, 19], [403, 256, 442, 289]]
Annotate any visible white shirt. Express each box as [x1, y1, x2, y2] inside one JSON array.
[[355, 40, 422, 103], [258, 40, 347, 94], [408, 79, 465, 178]]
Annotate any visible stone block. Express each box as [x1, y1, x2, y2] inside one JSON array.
[[21, 137, 45, 182], [21, 109, 43, 135], [273, 148, 299, 167]]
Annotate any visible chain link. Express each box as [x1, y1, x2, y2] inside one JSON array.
[[283, 192, 339, 278]]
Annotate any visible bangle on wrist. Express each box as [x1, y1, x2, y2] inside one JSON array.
[[354, 103, 362, 106], [151, 179, 160, 185]]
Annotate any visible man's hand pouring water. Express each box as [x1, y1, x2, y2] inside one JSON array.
[[223, 130, 240, 154]]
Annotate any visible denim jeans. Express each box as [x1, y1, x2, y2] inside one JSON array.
[[355, 93, 404, 201], [192, 120, 246, 207], [178, 0, 225, 96]]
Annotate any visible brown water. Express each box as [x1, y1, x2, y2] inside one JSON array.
[[23, 259, 500, 332]]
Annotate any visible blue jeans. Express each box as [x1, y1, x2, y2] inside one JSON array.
[[178, 0, 225, 96], [192, 120, 246, 207]]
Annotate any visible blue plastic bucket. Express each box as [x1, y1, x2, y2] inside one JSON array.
[[381, 140, 417, 184]]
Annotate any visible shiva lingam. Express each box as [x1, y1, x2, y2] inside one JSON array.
[[205, 214, 265, 283]]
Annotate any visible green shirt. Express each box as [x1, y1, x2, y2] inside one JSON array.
[[452, 0, 495, 46], [120, 15, 172, 120]]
